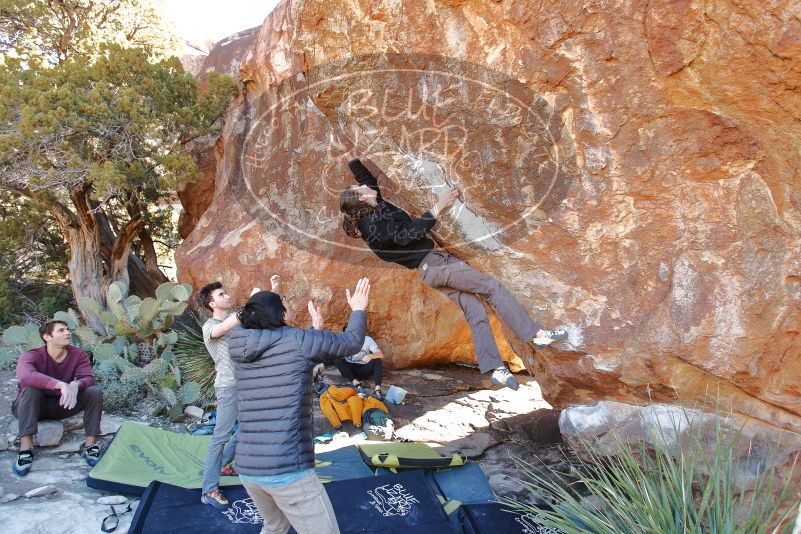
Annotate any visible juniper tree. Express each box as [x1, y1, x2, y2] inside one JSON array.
[[0, 2, 237, 331], [0, 0, 181, 65]]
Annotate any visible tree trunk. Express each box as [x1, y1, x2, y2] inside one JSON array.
[[10, 187, 109, 332], [107, 214, 146, 294], [125, 199, 169, 290], [66, 186, 112, 333], [64, 225, 109, 334], [16, 186, 169, 330], [95, 206, 168, 298], [137, 226, 167, 281], [124, 200, 169, 290], [127, 254, 168, 297]]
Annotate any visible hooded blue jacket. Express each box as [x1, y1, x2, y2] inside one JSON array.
[[227, 310, 366, 476]]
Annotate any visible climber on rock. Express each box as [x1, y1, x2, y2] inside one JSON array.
[[339, 158, 568, 391]]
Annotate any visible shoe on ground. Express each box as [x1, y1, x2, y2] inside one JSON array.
[[372, 388, 383, 401], [220, 465, 238, 476], [12, 449, 33, 476], [80, 443, 102, 467], [201, 489, 230, 509], [490, 366, 519, 391], [530, 328, 569, 348], [313, 380, 329, 396]]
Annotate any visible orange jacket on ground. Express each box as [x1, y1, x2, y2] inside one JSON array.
[[319, 385, 388, 428]]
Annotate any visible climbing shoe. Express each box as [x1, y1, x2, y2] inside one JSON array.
[[490, 366, 519, 391], [12, 449, 33, 476], [530, 328, 569, 348], [220, 464, 238, 476], [201, 489, 230, 509], [80, 443, 102, 467]]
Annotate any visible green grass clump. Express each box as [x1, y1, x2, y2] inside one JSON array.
[[503, 410, 800, 534]]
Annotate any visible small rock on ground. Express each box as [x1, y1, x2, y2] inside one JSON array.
[[63, 416, 84, 432], [97, 495, 128, 505], [99, 415, 128, 436], [51, 438, 86, 454], [437, 432, 500, 457], [33, 421, 64, 447], [183, 406, 204, 419], [24, 485, 59, 498]]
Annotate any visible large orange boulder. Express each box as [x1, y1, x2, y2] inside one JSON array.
[[177, 27, 261, 240], [176, 0, 801, 431]]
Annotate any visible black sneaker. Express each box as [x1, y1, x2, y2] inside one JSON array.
[[12, 449, 33, 476], [80, 443, 102, 466], [530, 328, 569, 348]]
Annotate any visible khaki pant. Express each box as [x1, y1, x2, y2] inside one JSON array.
[[242, 471, 340, 534]]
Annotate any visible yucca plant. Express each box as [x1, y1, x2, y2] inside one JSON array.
[[502, 410, 800, 534], [174, 311, 215, 405]]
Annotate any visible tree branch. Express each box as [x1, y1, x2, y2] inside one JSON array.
[[123, 195, 167, 279], [69, 184, 96, 231], [52, 0, 78, 63], [10, 185, 79, 230], [109, 213, 145, 282]]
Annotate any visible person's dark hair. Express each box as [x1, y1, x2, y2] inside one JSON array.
[[340, 186, 377, 238], [198, 281, 223, 311], [237, 291, 287, 329], [39, 320, 68, 343]]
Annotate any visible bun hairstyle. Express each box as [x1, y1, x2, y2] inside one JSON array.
[[237, 291, 287, 329]]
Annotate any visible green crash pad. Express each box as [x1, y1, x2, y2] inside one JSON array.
[[87, 423, 374, 495], [358, 442, 467, 469], [87, 422, 240, 495]]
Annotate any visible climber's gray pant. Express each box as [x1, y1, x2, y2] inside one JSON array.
[[417, 250, 541, 373]]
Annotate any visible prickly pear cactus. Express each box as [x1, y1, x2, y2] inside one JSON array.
[[78, 282, 191, 343], [0, 322, 41, 369]]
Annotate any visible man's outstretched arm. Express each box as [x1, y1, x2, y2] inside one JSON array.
[[209, 313, 241, 339], [210, 277, 279, 338]]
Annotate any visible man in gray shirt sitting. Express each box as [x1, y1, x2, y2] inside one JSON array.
[[334, 327, 384, 399]]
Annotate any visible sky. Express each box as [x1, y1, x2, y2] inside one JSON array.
[[164, 0, 281, 48]]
